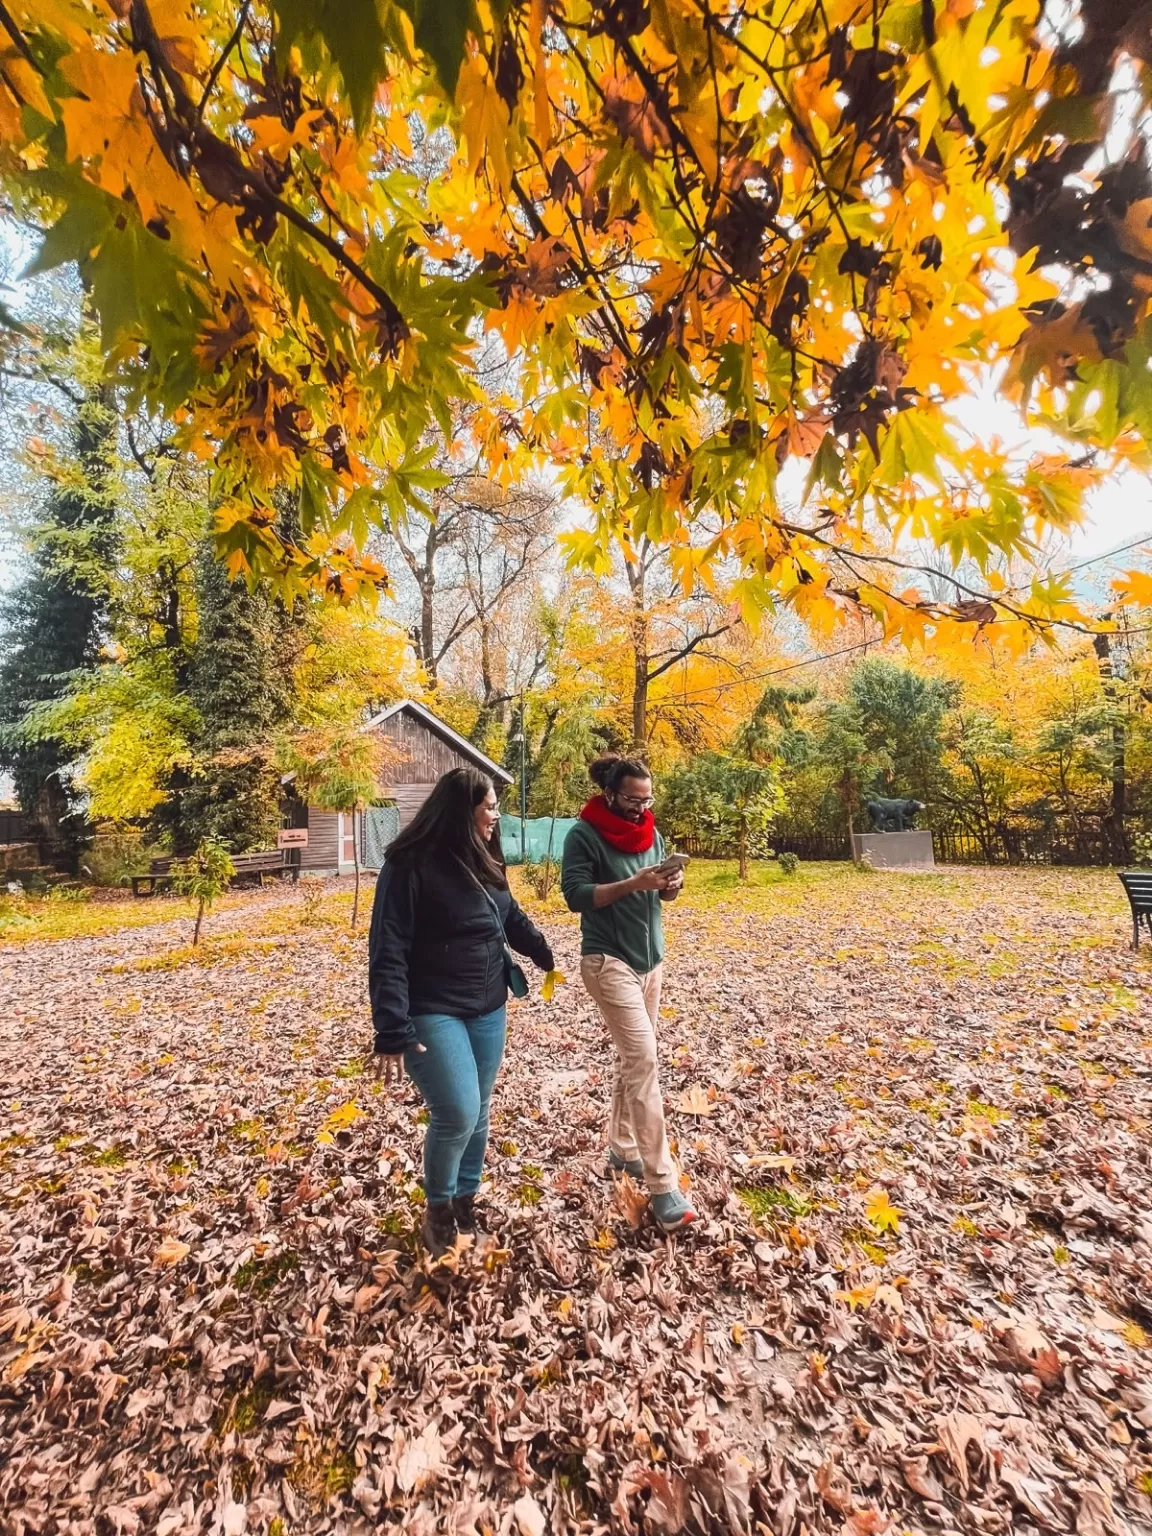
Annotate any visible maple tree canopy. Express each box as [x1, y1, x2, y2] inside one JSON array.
[[2, 0, 1151, 644]]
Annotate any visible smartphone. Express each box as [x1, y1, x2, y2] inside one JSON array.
[[658, 852, 690, 874]]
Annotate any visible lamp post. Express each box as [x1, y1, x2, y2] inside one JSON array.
[[510, 691, 527, 862]]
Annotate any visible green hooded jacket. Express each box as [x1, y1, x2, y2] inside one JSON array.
[[560, 819, 666, 974]]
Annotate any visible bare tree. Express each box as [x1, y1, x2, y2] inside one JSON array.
[[620, 536, 737, 749], [380, 470, 556, 701]]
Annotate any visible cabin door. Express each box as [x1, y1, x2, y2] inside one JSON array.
[[338, 812, 357, 867]]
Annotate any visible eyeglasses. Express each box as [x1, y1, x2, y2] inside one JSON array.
[[615, 793, 654, 808]]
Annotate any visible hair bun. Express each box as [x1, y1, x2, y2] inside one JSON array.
[[588, 753, 621, 789], [589, 752, 650, 792]]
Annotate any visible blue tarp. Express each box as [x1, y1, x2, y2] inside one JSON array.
[[500, 815, 579, 865]]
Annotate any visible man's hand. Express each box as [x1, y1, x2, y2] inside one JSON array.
[[631, 866, 673, 893], [662, 868, 685, 899], [367, 1043, 426, 1084]]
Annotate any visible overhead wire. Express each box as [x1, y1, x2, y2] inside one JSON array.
[[662, 533, 1152, 702]]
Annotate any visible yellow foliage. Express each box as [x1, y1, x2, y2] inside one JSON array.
[[1, 0, 1143, 649]]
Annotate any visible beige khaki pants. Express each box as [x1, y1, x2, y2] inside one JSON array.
[[580, 955, 678, 1195]]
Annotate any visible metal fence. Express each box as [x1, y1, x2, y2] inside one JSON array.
[[678, 831, 851, 861], [681, 822, 1128, 867], [930, 824, 1125, 867], [0, 810, 29, 845]]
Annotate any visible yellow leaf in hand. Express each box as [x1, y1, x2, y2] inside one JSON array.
[[541, 969, 566, 1002]]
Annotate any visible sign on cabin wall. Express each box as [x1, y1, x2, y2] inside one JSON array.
[[277, 828, 309, 848]]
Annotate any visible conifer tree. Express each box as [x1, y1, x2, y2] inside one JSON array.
[[0, 390, 116, 861]]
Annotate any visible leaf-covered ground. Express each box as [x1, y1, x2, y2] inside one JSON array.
[[2, 864, 1151, 1536]]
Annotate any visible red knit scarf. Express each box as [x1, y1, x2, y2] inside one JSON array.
[[579, 795, 656, 855]]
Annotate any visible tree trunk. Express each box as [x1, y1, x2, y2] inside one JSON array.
[[192, 895, 205, 947], [420, 581, 437, 685], [1093, 631, 1129, 863], [738, 821, 749, 882], [632, 652, 649, 753], [627, 556, 650, 751], [541, 786, 563, 899], [34, 776, 76, 868], [351, 809, 361, 930]]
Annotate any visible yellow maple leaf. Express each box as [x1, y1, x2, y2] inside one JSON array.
[[1111, 569, 1152, 607], [864, 1188, 902, 1234], [322, 1101, 367, 1135], [541, 969, 566, 1002], [837, 1282, 877, 1311], [456, 55, 511, 193]]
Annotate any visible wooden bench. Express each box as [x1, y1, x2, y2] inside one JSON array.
[[1118, 871, 1152, 949], [131, 850, 297, 897]]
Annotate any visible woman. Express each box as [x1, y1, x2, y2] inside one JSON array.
[[560, 754, 698, 1233], [368, 766, 555, 1256]]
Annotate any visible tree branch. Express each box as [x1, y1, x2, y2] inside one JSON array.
[[197, 0, 251, 120], [129, 0, 407, 340], [647, 622, 734, 681], [0, 366, 83, 406], [0, 2, 42, 73]]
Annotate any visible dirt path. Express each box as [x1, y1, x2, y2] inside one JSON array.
[[2, 867, 1150, 1535]]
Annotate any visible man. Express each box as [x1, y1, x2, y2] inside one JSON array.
[[561, 753, 697, 1233]]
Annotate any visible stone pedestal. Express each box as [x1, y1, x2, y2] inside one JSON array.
[[851, 830, 935, 868]]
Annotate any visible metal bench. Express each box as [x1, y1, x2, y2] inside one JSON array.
[[1118, 871, 1152, 949], [131, 849, 297, 897]]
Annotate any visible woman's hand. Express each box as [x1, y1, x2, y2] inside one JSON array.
[[367, 1043, 425, 1084]]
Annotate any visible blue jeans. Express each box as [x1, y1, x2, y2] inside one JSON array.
[[404, 1007, 507, 1205]]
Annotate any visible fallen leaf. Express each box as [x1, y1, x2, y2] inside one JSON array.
[[997, 1319, 1063, 1387], [513, 1493, 547, 1536], [1075, 1480, 1115, 1536], [674, 1084, 716, 1115], [353, 1283, 382, 1314], [396, 1421, 445, 1494], [864, 1187, 902, 1234], [221, 1501, 247, 1536], [902, 1456, 944, 1502], [934, 1409, 986, 1494], [1000, 1464, 1063, 1527], [152, 1238, 190, 1268], [612, 1174, 649, 1229]]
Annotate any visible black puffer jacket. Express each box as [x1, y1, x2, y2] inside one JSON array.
[[368, 855, 555, 1053]]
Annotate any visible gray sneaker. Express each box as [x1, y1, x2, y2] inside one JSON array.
[[607, 1147, 643, 1178], [651, 1190, 698, 1233]]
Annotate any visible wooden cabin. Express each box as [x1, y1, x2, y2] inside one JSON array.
[[293, 700, 513, 876]]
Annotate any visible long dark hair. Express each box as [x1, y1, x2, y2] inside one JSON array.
[[385, 766, 507, 887], [589, 753, 651, 794]]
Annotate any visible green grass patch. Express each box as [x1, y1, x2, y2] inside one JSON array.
[[219, 1382, 276, 1435], [232, 1250, 300, 1295], [737, 1185, 811, 1221]]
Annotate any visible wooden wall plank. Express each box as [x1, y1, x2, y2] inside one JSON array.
[[301, 809, 340, 870]]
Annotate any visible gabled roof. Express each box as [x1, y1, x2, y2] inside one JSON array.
[[364, 699, 514, 785]]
